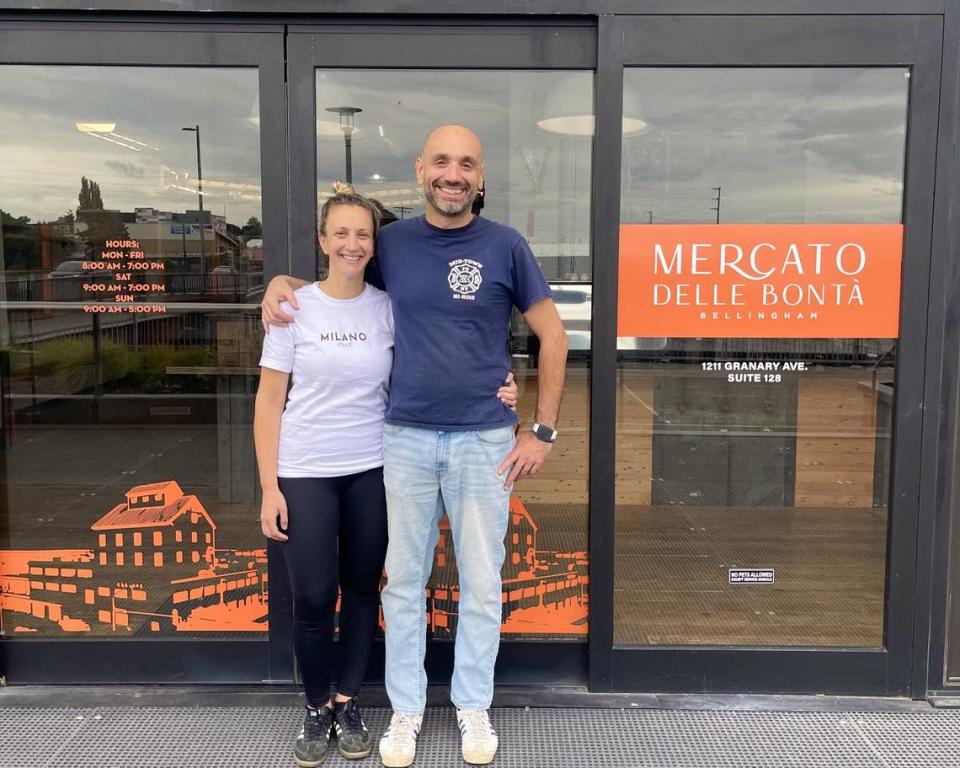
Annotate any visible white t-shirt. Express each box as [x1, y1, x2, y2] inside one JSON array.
[[259, 282, 394, 478]]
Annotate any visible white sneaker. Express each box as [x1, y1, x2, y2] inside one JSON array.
[[456, 708, 498, 765], [378, 712, 422, 768]]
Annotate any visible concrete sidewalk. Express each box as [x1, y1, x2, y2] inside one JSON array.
[[3, 689, 960, 768]]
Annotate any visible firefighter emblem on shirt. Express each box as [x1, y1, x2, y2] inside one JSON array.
[[448, 258, 483, 301]]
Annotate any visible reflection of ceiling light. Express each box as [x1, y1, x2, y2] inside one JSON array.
[[317, 186, 417, 200], [538, 115, 650, 137], [110, 133, 159, 151], [76, 121, 159, 151], [536, 72, 650, 137], [76, 122, 116, 133], [367, 173, 384, 182], [317, 119, 363, 140], [197, 179, 261, 193], [163, 169, 261, 197], [83, 133, 142, 151], [169, 183, 206, 196]]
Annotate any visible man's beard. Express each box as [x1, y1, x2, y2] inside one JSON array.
[[424, 182, 477, 217]]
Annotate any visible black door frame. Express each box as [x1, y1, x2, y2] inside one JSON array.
[[590, 14, 943, 696], [0, 21, 289, 683], [285, 20, 598, 688], [923, 0, 960, 697]]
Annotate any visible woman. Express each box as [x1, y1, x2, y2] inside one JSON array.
[[254, 182, 517, 766]]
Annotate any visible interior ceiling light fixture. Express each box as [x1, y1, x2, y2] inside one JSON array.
[[537, 114, 650, 137], [75, 122, 116, 133], [76, 121, 158, 151], [316, 118, 363, 140], [535, 73, 651, 137]]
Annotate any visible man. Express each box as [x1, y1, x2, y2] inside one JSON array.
[[262, 125, 567, 766]]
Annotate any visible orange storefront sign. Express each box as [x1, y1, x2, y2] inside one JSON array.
[[618, 224, 904, 338]]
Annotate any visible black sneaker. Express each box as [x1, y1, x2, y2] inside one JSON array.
[[294, 706, 333, 767], [333, 697, 373, 759]]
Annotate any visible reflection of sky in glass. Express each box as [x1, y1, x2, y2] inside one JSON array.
[[621, 68, 909, 224], [0, 66, 262, 226], [315, 70, 594, 276]]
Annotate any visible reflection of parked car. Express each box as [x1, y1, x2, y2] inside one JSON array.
[[49, 259, 88, 276], [510, 282, 665, 357], [551, 285, 592, 350], [48, 259, 112, 301], [209, 264, 241, 296]]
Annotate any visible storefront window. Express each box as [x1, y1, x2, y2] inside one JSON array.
[[0, 67, 268, 637], [316, 70, 592, 640], [615, 68, 908, 647]]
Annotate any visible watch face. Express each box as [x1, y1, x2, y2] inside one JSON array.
[[534, 424, 555, 442]]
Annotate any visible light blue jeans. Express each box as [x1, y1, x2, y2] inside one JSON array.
[[381, 423, 515, 714]]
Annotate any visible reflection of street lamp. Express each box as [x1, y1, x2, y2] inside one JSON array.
[[181, 125, 205, 274], [324, 106, 361, 183]]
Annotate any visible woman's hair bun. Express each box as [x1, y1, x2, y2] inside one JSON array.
[[318, 179, 381, 239], [331, 180, 356, 196]]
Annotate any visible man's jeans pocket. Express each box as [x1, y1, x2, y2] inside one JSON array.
[[475, 425, 516, 445]]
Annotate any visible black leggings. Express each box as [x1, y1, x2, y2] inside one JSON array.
[[278, 469, 388, 707]]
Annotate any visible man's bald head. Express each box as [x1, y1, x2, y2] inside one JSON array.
[[421, 124, 484, 163], [416, 124, 485, 225]]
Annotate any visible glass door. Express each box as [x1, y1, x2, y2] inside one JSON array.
[[0, 23, 289, 683], [590, 15, 942, 695], [286, 22, 597, 685]]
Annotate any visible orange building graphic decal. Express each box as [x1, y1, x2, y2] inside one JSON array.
[[619, 223, 904, 338], [1, 485, 586, 637], [426, 498, 589, 638], [0, 481, 268, 635]]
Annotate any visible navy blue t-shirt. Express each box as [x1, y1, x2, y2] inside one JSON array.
[[373, 215, 550, 430]]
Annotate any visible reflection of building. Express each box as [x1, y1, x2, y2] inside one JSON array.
[[0, 481, 268, 635], [124, 207, 238, 269], [425, 498, 589, 638]]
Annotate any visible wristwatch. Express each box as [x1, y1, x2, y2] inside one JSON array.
[[531, 422, 558, 444]]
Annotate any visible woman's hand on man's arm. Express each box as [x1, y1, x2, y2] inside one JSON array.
[[498, 371, 519, 413]]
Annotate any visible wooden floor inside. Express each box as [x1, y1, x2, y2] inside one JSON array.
[[614, 504, 888, 647], [512, 366, 889, 647]]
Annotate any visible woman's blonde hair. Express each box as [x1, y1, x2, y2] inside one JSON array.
[[319, 180, 381, 240]]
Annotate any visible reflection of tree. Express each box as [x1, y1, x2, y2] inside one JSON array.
[[76, 176, 129, 258], [1, 208, 36, 270], [241, 216, 262, 238], [78, 176, 103, 212], [0, 209, 30, 227]]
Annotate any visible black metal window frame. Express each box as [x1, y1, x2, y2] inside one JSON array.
[[285, 21, 598, 689], [0, 21, 289, 684], [925, 2, 960, 697], [591, 14, 943, 697]]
